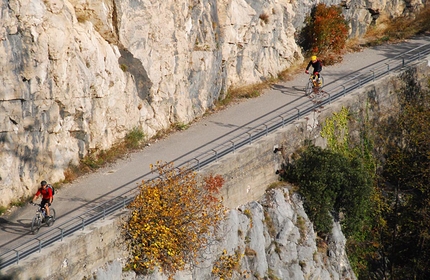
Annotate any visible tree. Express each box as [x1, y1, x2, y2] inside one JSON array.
[[123, 162, 225, 277], [283, 145, 373, 236], [299, 4, 349, 63], [377, 88, 430, 279]]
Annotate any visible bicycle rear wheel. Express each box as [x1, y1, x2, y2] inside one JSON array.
[[46, 208, 56, 226], [31, 217, 41, 234], [319, 75, 325, 87]]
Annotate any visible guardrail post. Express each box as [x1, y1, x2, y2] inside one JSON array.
[[229, 140, 235, 153], [36, 238, 42, 252], [385, 63, 390, 72], [402, 57, 405, 67], [264, 124, 268, 136], [212, 149, 218, 161], [370, 70, 374, 82], [247, 132, 252, 144], [80, 217, 85, 230], [59, 228, 64, 241], [194, 158, 200, 170], [342, 85, 346, 96], [279, 116, 284, 127], [294, 107, 300, 119], [14, 249, 19, 265]]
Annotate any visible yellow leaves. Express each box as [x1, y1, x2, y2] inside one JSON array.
[[212, 249, 243, 279], [321, 106, 350, 156], [123, 161, 226, 277]]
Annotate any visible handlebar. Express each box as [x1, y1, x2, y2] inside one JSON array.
[[30, 202, 41, 207]]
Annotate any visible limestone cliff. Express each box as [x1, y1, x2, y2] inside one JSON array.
[[96, 187, 355, 280], [0, 0, 425, 206]]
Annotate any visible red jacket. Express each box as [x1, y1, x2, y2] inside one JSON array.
[[35, 187, 53, 200]]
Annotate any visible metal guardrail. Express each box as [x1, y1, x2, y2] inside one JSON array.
[[1, 42, 430, 270]]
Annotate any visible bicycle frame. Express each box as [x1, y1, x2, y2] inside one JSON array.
[[305, 74, 324, 96], [30, 203, 56, 234]]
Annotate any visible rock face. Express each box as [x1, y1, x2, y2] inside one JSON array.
[[214, 188, 355, 280], [92, 187, 355, 280], [0, 0, 425, 206]]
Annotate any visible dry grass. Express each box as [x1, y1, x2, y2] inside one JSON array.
[[266, 181, 285, 191], [278, 62, 304, 82], [244, 247, 257, 257], [62, 128, 146, 185], [362, 4, 430, 46], [213, 80, 273, 111], [259, 12, 270, 24]]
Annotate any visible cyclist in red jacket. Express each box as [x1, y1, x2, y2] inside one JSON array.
[[305, 55, 323, 85], [32, 180, 53, 218]]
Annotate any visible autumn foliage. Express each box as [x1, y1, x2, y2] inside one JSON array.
[[300, 4, 349, 62], [123, 162, 225, 277]]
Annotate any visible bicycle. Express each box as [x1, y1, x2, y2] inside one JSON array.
[[305, 73, 324, 96], [30, 202, 56, 234]]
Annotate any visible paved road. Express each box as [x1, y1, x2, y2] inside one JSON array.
[[1, 35, 430, 269]]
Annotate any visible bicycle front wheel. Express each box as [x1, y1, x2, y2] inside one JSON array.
[[31, 217, 41, 234], [305, 80, 313, 96]]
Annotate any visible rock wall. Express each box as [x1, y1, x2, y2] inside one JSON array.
[[0, 0, 426, 206], [2, 187, 355, 280]]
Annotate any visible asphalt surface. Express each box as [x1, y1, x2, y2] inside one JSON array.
[[1, 35, 430, 269]]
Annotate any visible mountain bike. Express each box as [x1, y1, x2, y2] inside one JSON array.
[[305, 73, 324, 96], [30, 202, 56, 234]]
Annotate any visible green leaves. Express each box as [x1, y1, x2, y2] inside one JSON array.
[[284, 145, 373, 236]]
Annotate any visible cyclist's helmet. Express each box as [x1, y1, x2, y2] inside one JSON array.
[[311, 55, 317, 61], [41, 180, 47, 186]]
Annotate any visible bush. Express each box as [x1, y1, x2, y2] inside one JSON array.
[[282, 145, 373, 236], [300, 4, 349, 56], [123, 162, 225, 277]]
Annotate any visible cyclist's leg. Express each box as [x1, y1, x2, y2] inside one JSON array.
[[41, 199, 51, 217], [314, 71, 322, 86]]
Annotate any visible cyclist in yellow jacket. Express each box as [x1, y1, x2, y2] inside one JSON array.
[[305, 55, 323, 85]]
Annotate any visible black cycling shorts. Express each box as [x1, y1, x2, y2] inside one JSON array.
[[41, 199, 52, 207]]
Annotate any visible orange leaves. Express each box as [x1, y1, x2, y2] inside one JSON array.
[[204, 174, 224, 193], [123, 161, 226, 277], [203, 174, 225, 203], [302, 4, 349, 58]]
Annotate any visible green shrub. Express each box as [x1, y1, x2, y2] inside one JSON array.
[[282, 145, 373, 236], [125, 127, 145, 149]]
